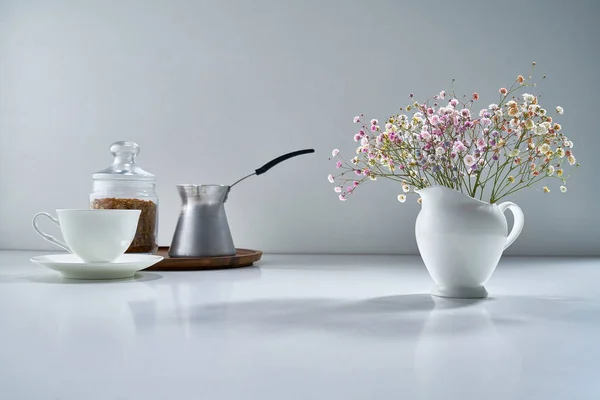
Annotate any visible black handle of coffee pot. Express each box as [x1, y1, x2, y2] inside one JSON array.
[[229, 148, 315, 190], [254, 149, 315, 175]]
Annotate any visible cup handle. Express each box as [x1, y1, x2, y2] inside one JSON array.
[[32, 212, 71, 252], [498, 202, 524, 250]]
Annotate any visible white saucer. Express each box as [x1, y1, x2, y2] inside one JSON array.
[[30, 254, 164, 280]]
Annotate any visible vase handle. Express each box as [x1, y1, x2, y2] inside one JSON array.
[[498, 202, 524, 250]]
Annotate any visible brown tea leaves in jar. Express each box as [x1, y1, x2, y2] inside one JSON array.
[[91, 198, 157, 253]]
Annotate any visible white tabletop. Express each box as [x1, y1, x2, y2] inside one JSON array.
[[1, 250, 599, 400]]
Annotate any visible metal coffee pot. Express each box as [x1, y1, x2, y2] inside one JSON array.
[[168, 149, 314, 257]]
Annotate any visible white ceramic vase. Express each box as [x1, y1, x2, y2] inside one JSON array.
[[415, 185, 524, 299]]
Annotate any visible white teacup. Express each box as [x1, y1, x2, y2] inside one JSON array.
[[32, 209, 141, 263]]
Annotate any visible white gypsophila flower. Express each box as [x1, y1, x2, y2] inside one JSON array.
[[509, 149, 520, 157], [522, 93, 535, 103], [402, 185, 410, 193], [397, 194, 407, 203], [494, 109, 503, 117], [568, 155, 576, 165], [547, 165, 555, 176], [488, 103, 498, 110], [327, 174, 335, 183], [334, 186, 342, 193], [556, 148, 565, 158], [560, 186, 567, 193], [535, 124, 548, 135], [539, 143, 551, 154], [556, 106, 564, 115], [525, 119, 535, 130], [435, 146, 445, 156], [332, 149, 339, 157], [361, 137, 369, 146]]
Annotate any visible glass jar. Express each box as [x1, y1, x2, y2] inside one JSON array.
[[90, 141, 158, 254]]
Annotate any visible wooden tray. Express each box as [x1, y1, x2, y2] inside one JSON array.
[[143, 247, 262, 271]]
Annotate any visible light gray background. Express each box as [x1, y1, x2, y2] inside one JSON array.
[[1, 0, 598, 255]]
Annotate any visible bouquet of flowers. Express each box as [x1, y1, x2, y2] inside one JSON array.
[[328, 63, 578, 204]]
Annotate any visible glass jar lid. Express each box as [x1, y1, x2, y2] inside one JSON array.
[[93, 141, 155, 181]]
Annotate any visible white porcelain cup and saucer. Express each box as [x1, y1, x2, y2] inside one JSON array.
[[31, 209, 163, 280]]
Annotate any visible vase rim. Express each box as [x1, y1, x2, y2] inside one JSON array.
[[416, 184, 497, 206]]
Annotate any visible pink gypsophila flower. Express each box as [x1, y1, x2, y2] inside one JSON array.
[[453, 141, 467, 152], [464, 154, 476, 167]]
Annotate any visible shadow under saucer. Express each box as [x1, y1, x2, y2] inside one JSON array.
[[23, 271, 163, 284]]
